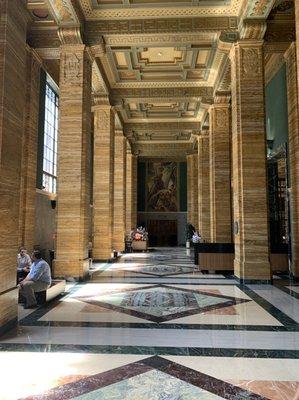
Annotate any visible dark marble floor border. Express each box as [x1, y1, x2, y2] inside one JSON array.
[[236, 284, 298, 329], [275, 284, 299, 300], [0, 342, 298, 359]]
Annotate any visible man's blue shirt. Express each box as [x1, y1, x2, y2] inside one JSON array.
[[27, 259, 51, 285]]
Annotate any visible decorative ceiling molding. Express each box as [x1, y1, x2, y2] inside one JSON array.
[[124, 121, 200, 133], [79, 0, 243, 20], [111, 87, 213, 103], [239, 18, 267, 39], [136, 142, 193, 157], [102, 33, 217, 48], [45, 0, 80, 25], [85, 17, 238, 37]]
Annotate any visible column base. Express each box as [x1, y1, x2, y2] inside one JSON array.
[[290, 259, 299, 280], [53, 258, 90, 280], [93, 249, 113, 261], [234, 259, 272, 282]]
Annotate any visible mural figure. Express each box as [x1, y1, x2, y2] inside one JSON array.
[[147, 162, 178, 212]]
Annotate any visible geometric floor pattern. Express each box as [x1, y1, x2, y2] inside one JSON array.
[[19, 356, 268, 400], [0, 247, 299, 400], [74, 284, 250, 322]]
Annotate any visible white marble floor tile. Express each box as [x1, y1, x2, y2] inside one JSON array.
[[248, 285, 299, 323], [1, 326, 299, 350]]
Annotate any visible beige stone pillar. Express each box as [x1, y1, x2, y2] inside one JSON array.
[[198, 133, 211, 241], [93, 100, 115, 260], [19, 48, 42, 251], [0, 0, 27, 333], [209, 99, 232, 242], [296, 1, 299, 90], [285, 43, 299, 278], [55, 44, 92, 278], [230, 40, 271, 281], [187, 153, 198, 228], [113, 130, 126, 252], [126, 148, 137, 234]]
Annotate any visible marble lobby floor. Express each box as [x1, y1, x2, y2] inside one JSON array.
[[0, 247, 299, 399]]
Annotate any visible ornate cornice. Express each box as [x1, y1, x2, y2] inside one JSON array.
[[85, 17, 238, 37], [111, 87, 213, 104], [124, 122, 200, 134], [101, 32, 217, 48]]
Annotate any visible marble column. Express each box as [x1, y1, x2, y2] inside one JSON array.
[[113, 130, 126, 252], [230, 40, 271, 281], [284, 43, 299, 278], [198, 133, 211, 241], [126, 148, 137, 234], [187, 153, 199, 229], [93, 101, 115, 260], [18, 48, 42, 251], [55, 44, 92, 278], [209, 100, 232, 242], [0, 0, 28, 333]]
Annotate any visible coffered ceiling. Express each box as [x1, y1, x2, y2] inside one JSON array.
[[26, 0, 292, 155]]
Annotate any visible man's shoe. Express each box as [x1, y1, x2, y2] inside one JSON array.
[[23, 304, 38, 309]]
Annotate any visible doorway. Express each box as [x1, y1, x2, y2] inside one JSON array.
[[147, 220, 178, 247]]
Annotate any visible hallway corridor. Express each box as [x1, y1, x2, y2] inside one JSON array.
[[0, 248, 299, 399]]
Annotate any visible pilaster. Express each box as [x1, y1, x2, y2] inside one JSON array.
[[55, 44, 92, 278], [0, 0, 28, 334], [198, 133, 211, 241], [126, 148, 137, 234], [19, 48, 42, 251], [209, 97, 232, 242], [93, 98, 115, 260], [284, 43, 299, 278], [113, 129, 126, 252], [187, 153, 198, 229], [230, 40, 271, 281]]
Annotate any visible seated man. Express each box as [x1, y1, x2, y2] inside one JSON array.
[[18, 250, 51, 309], [17, 247, 32, 283]]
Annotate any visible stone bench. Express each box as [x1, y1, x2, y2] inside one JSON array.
[[35, 279, 66, 305]]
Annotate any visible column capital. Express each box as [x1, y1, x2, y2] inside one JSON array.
[[92, 94, 112, 111], [58, 27, 83, 45], [239, 19, 267, 41], [213, 91, 231, 105], [90, 40, 106, 58]]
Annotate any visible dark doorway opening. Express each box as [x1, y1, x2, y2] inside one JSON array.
[[147, 220, 177, 247]]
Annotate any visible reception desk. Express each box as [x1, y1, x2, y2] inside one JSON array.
[[194, 243, 234, 271]]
